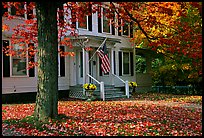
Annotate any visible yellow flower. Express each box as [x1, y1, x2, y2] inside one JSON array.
[[83, 83, 97, 90], [128, 81, 138, 87]]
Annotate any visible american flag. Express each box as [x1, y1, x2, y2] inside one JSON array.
[[97, 42, 110, 74]]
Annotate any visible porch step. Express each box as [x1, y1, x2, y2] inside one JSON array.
[[69, 85, 128, 100], [105, 95, 127, 99]]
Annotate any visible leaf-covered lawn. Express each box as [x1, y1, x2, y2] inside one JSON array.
[[2, 94, 202, 136], [132, 93, 202, 104]]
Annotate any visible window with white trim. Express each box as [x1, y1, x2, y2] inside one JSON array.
[[3, 2, 35, 19], [118, 51, 134, 76], [78, 15, 88, 29], [123, 52, 130, 74], [122, 21, 134, 38], [102, 8, 110, 33], [11, 43, 28, 76], [78, 3, 92, 31], [2, 40, 35, 77]]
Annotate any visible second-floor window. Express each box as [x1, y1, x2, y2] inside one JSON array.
[[78, 15, 88, 29], [122, 21, 134, 38], [98, 6, 116, 35], [77, 3, 92, 31], [102, 8, 110, 33], [2, 2, 35, 20]]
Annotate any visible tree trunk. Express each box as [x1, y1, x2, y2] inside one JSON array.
[[34, 2, 58, 122]]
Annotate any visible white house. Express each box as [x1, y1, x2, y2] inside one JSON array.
[[2, 2, 154, 101]]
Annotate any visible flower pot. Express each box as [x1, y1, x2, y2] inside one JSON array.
[[85, 90, 95, 101]]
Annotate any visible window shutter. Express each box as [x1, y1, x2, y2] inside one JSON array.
[[111, 14, 115, 35], [60, 46, 65, 77], [2, 3, 8, 16], [99, 57, 102, 76], [3, 40, 10, 77], [28, 43, 35, 77], [71, 8, 76, 29], [130, 52, 134, 76], [98, 5, 102, 33], [88, 4, 92, 31], [118, 18, 121, 36], [119, 51, 122, 76]]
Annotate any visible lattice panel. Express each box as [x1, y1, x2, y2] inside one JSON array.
[[69, 90, 85, 99]]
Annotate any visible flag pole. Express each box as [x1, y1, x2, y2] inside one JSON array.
[[88, 37, 107, 62]]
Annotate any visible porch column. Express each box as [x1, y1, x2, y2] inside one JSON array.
[[85, 50, 89, 83], [133, 47, 136, 79], [111, 48, 114, 85], [83, 48, 89, 94], [82, 48, 86, 95]]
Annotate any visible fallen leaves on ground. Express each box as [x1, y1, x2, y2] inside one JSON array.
[[2, 94, 202, 136]]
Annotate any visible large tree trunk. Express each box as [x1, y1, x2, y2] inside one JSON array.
[[34, 2, 58, 122]]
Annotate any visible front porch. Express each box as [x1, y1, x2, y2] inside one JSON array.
[[67, 35, 134, 101], [69, 84, 128, 100]]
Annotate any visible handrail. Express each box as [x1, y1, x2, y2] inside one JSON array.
[[112, 73, 129, 98], [112, 73, 125, 83], [86, 74, 105, 101], [87, 74, 101, 84]]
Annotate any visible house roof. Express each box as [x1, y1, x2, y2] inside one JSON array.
[[136, 47, 164, 59]]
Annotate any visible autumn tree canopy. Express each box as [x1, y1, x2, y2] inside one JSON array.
[[2, 2, 202, 74]]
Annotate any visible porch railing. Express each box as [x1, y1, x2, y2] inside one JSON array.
[[112, 73, 129, 98], [87, 74, 105, 101]]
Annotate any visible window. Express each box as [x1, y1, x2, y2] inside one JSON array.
[[11, 43, 28, 76], [119, 51, 134, 76], [10, 2, 25, 18], [123, 22, 129, 36], [4, 2, 35, 19], [122, 21, 134, 38], [25, 2, 34, 19], [102, 8, 110, 33], [123, 52, 129, 74], [3, 40, 36, 77], [78, 15, 87, 29]]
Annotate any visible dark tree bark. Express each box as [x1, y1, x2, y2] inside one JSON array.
[[34, 2, 58, 122]]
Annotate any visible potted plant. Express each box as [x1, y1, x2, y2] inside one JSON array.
[[83, 83, 97, 101], [128, 81, 138, 95]]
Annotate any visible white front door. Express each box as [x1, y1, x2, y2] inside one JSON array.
[[88, 50, 97, 84], [76, 50, 83, 85]]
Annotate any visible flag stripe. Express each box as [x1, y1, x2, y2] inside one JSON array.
[[97, 42, 110, 74]]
